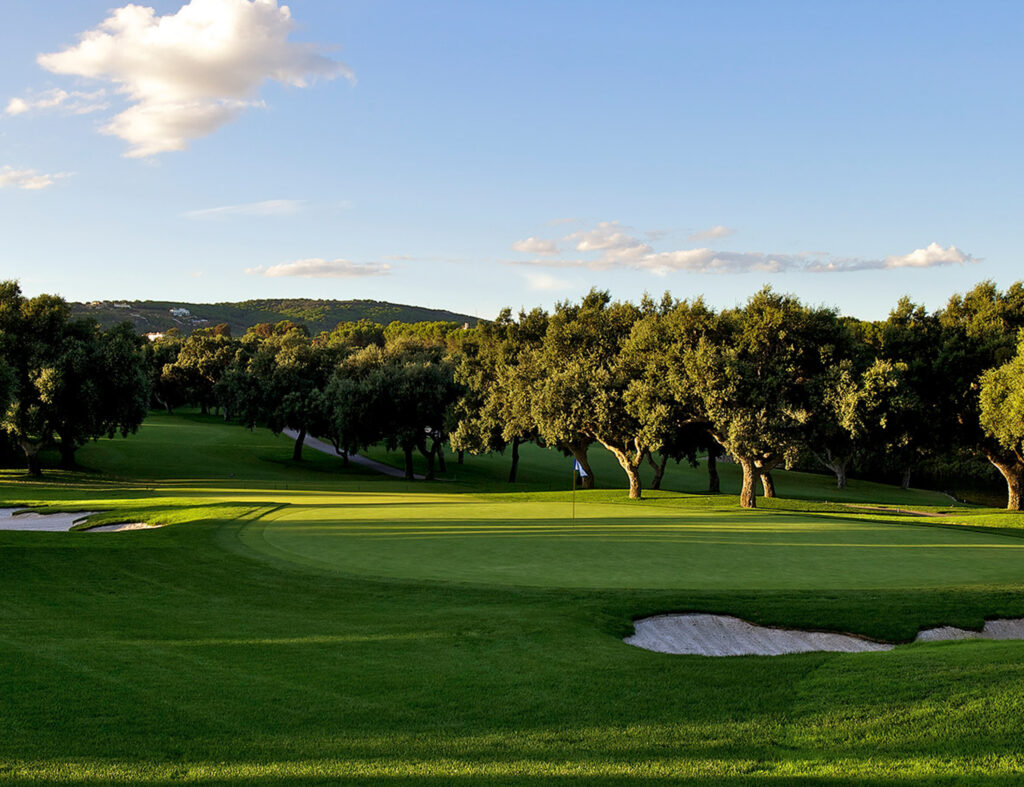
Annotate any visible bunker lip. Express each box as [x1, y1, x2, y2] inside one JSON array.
[[83, 522, 162, 533], [0, 508, 160, 533], [626, 613, 1024, 657]]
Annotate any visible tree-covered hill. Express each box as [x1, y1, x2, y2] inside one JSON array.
[[70, 298, 480, 336]]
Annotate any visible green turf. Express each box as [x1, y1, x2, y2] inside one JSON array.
[[3, 412, 1024, 783], [241, 493, 1024, 590]]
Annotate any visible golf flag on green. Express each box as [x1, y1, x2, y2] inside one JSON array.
[[573, 458, 588, 477]]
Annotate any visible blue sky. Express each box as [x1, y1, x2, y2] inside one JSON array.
[[1, 0, 1021, 320]]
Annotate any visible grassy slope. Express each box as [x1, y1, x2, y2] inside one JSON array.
[[70, 299, 479, 336], [2, 413, 1024, 782]]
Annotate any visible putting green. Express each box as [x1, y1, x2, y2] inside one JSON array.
[[239, 494, 1024, 590]]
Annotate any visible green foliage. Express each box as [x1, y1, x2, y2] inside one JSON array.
[[679, 287, 841, 506], [70, 298, 479, 336], [325, 336, 462, 478], [980, 333, 1024, 456], [0, 282, 149, 473], [161, 328, 238, 413]]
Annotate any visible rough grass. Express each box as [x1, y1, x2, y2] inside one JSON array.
[[2, 412, 1024, 783]]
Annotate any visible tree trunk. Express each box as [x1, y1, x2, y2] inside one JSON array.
[[403, 446, 415, 480], [200, 403, 209, 415], [755, 457, 778, 499], [419, 443, 436, 481], [458, 450, 464, 465], [707, 452, 720, 494], [814, 450, 848, 489], [20, 440, 42, 477], [566, 442, 595, 489], [627, 466, 642, 499], [596, 438, 643, 499], [155, 394, 173, 414], [646, 452, 668, 490], [612, 452, 642, 499], [901, 467, 912, 490], [738, 457, 756, 508], [58, 439, 77, 470], [292, 427, 306, 461], [434, 440, 447, 473], [983, 449, 1024, 512], [508, 436, 520, 483]]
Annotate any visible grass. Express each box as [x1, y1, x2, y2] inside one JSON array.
[[2, 411, 1024, 782]]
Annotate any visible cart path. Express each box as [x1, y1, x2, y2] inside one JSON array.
[[282, 428, 425, 480]]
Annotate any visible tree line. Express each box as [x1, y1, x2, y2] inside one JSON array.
[[3, 278, 1024, 511], [0, 282, 149, 474]]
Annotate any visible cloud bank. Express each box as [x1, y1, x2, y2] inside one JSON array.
[[509, 221, 976, 275], [33, 0, 352, 157], [0, 166, 66, 190], [511, 237, 560, 255], [5, 88, 108, 116], [185, 199, 304, 218], [688, 225, 735, 241], [246, 259, 391, 278]]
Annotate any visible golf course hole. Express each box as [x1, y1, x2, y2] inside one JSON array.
[[625, 613, 1024, 656], [0, 508, 159, 532]]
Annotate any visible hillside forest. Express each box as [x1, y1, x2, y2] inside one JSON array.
[[3, 280, 1024, 510]]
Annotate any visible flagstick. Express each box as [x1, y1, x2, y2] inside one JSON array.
[[572, 465, 576, 526]]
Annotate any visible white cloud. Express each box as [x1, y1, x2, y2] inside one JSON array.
[[688, 225, 735, 242], [567, 220, 648, 253], [0, 166, 67, 190], [524, 272, 575, 291], [35, 0, 352, 157], [184, 199, 304, 218], [506, 220, 977, 276], [511, 236, 560, 255], [5, 98, 29, 115], [246, 259, 391, 278], [885, 242, 972, 269], [5, 88, 108, 116], [804, 244, 977, 273]]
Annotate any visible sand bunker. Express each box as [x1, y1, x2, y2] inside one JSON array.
[[0, 507, 99, 531], [626, 613, 893, 656], [84, 522, 161, 533], [0, 508, 158, 533], [626, 613, 1024, 656], [915, 618, 1024, 642]]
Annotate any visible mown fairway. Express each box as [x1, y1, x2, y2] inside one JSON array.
[[3, 412, 1024, 782]]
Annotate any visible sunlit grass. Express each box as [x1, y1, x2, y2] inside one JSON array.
[[2, 412, 1024, 782]]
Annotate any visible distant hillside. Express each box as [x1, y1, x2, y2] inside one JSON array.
[[70, 299, 480, 336]]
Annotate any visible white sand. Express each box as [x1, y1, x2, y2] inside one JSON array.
[[915, 618, 1024, 642], [626, 613, 1024, 656], [85, 522, 162, 533], [0, 507, 99, 531], [0, 508, 160, 532], [625, 613, 893, 656]]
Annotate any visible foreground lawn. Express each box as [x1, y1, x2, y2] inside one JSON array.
[[2, 412, 1024, 782]]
